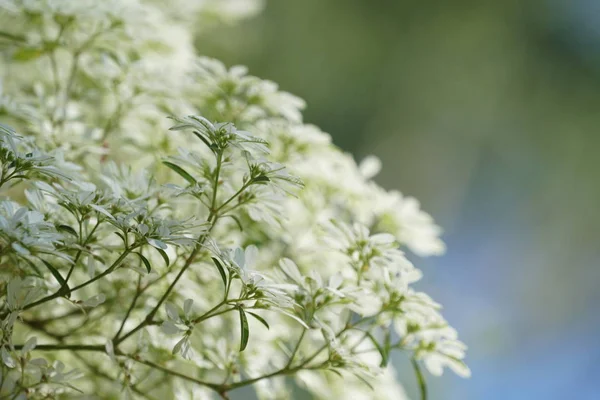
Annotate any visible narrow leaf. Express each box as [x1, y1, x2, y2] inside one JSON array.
[[135, 252, 152, 273], [90, 204, 115, 220], [21, 257, 42, 277], [12, 47, 44, 62], [222, 214, 243, 231], [211, 257, 228, 288], [63, 383, 84, 394], [192, 131, 212, 149], [162, 161, 196, 185], [279, 310, 310, 329], [114, 231, 126, 244], [252, 176, 270, 183], [0, 31, 26, 42], [156, 248, 170, 267], [247, 311, 270, 330], [352, 371, 375, 391], [40, 259, 71, 297], [57, 224, 78, 238], [328, 368, 343, 378], [238, 308, 249, 352]]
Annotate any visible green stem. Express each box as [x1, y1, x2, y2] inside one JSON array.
[[65, 220, 101, 283], [286, 328, 306, 368], [190, 300, 226, 324], [214, 181, 251, 214], [125, 355, 219, 391], [13, 344, 104, 352], [72, 353, 160, 400], [412, 358, 428, 400], [113, 276, 143, 341], [211, 151, 223, 212], [24, 246, 136, 310], [116, 151, 225, 345], [115, 244, 201, 345], [193, 307, 235, 324], [0, 31, 25, 42]]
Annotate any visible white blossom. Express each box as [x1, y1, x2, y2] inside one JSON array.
[[0, 1, 468, 398]]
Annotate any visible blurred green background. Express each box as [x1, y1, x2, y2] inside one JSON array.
[[198, 1, 600, 398]]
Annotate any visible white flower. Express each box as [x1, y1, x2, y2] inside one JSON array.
[[190, 57, 305, 124], [5, 277, 42, 312], [0, 201, 65, 258], [277, 258, 366, 324], [358, 155, 382, 179], [417, 338, 471, 378], [82, 293, 106, 308], [161, 300, 194, 358], [243, 151, 303, 194], [0, 124, 78, 183], [214, 245, 296, 308], [371, 187, 446, 257], [323, 221, 421, 287], [388, 288, 470, 377], [0, 0, 469, 396], [169, 115, 270, 155], [99, 162, 159, 203]]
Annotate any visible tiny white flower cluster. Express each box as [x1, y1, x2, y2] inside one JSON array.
[[0, 1, 469, 399]]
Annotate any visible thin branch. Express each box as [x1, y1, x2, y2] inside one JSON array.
[[114, 245, 201, 345], [113, 275, 143, 341], [72, 353, 161, 400], [214, 181, 251, 214], [412, 358, 428, 400], [285, 328, 306, 368], [13, 344, 105, 352], [24, 246, 137, 311], [124, 355, 220, 391], [0, 31, 26, 42], [65, 220, 101, 283], [116, 151, 227, 345]]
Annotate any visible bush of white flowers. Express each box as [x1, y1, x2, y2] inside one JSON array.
[[0, 1, 469, 399]]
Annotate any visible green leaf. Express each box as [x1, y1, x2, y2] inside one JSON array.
[[278, 310, 310, 329], [327, 368, 343, 378], [162, 161, 196, 185], [0, 31, 26, 43], [53, 14, 74, 27], [238, 307, 249, 352], [12, 47, 44, 62], [352, 371, 375, 391], [40, 259, 70, 297], [114, 231, 127, 244], [211, 257, 228, 288], [57, 224, 78, 238], [246, 311, 270, 330], [21, 257, 43, 278], [91, 253, 107, 264], [252, 176, 270, 183], [135, 252, 152, 273], [58, 201, 78, 216], [156, 248, 170, 267], [192, 131, 212, 149], [222, 214, 243, 231]]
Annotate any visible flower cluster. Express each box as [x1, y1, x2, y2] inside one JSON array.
[[0, 1, 469, 399]]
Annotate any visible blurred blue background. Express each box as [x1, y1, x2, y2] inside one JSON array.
[[198, 1, 600, 398]]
